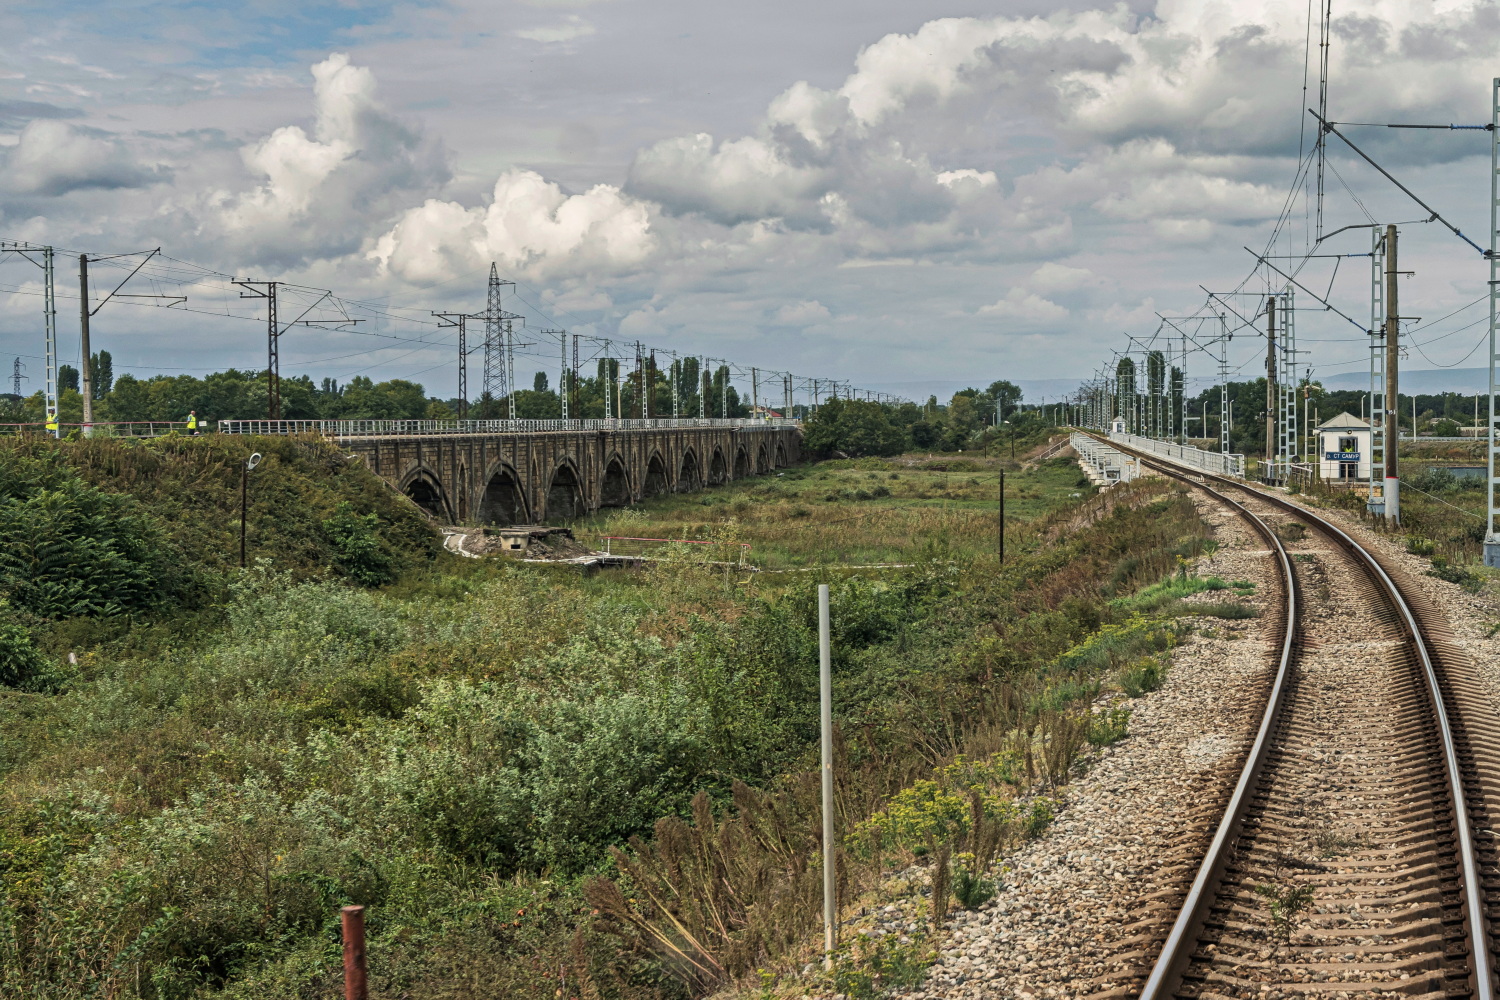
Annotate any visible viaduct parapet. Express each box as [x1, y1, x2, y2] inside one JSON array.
[[221, 418, 802, 523]]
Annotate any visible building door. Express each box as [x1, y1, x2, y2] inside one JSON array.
[[1338, 436, 1357, 480]]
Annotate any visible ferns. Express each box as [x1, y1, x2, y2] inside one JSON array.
[[0, 449, 167, 618]]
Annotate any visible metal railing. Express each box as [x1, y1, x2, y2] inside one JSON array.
[[0, 420, 189, 438], [1108, 432, 1245, 478], [217, 417, 799, 437], [599, 535, 751, 566], [1070, 432, 1138, 484]]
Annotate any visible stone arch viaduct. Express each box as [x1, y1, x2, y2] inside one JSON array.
[[300, 420, 803, 524]]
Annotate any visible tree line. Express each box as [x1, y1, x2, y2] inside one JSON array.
[[0, 357, 763, 426]]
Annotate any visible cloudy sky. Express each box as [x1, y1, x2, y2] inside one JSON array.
[[2, 0, 1498, 403]]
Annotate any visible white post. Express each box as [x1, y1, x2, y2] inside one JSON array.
[[819, 583, 835, 968]]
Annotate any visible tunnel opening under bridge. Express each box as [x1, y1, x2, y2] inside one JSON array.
[[403, 473, 449, 520], [600, 458, 632, 507], [547, 465, 584, 521], [678, 449, 700, 491], [479, 467, 527, 525], [643, 453, 669, 498]]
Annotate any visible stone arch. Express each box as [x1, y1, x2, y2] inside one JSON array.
[[755, 443, 769, 474], [546, 461, 585, 521], [643, 451, 670, 498], [733, 446, 751, 479], [775, 441, 788, 468], [399, 466, 451, 520], [478, 462, 529, 525], [600, 454, 633, 507], [677, 447, 701, 491], [708, 447, 728, 485]]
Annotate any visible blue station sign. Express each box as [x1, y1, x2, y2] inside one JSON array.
[[1325, 451, 1360, 462]]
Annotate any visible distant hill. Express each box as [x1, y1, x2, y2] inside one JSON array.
[[869, 368, 1491, 406], [1316, 367, 1488, 395]]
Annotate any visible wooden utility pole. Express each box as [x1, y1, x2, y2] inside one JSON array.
[[342, 906, 367, 1000], [1384, 223, 1400, 522], [79, 255, 93, 430], [999, 470, 1006, 563], [1265, 295, 1277, 471]]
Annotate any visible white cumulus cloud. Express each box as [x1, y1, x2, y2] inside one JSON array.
[[4, 119, 161, 196], [979, 288, 1069, 324], [371, 169, 654, 282], [514, 16, 596, 43]]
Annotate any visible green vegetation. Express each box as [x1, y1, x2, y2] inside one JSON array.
[[0, 433, 1217, 999], [586, 453, 1088, 568]]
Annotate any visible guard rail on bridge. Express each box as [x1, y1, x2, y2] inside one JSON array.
[[217, 417, 799, 437], [1107, 432, 1245, 479], [1070, 432, 1138, 486]]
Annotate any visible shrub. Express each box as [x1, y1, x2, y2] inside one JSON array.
[[952, 863, 995, 909], [1407, 537, 1436, 556], [1120, 656, 1167, 697], [0, 615, 50, 689], [1410, 467, 1458, 493], [323, 501, 397, 586], [1086, 706, 1131, 746], [1428, 556, 1485, 593], [0, 444, 171, 616]]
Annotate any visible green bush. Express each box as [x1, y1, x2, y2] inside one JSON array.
[[323, 501, 397, 586], [0, 615, 50, 689], [0, 445, 171, 617], [1428, 556, 1485, 593], [1120, 656, 1167, 697], [1409, 467, 1458, 494], [1086, 706, 1131, 746], [952, 865, 996, 908]]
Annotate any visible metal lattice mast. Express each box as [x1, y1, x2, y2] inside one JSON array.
[[9, 357, 21, 397], [481, 263, 513, 415], [1370, 227, 1388, 513], [1219, 314, 1231, 455], [432, 314, 471, 419], [670, 352, 679, 418], [1487, 77, 1500, 564], [458, 317, 467, 417], [505, 319, 517, 419], [540, 329, 566, 420], [572, 334, 580, 422], [1279, 288, 1298, 467], [700, 357, 708, 417]]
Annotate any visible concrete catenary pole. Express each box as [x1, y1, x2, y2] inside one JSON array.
[[818, 584, 836, 968], [1385, 224, 1401, 523]]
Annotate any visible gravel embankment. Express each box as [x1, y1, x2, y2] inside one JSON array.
[[896, 490, 1280, 999]]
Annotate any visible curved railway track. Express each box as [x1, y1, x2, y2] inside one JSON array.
[[1079, 437, 1500, 1000]]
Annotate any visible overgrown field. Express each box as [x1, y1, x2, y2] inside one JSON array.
[[583, 453, 1086, 569], [1, 435, 1232, 999]]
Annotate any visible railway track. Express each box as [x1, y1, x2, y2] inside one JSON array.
[[1080, 437, 1500, 1000]]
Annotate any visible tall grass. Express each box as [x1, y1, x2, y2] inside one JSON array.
[[0, 457, 1210, 1000]]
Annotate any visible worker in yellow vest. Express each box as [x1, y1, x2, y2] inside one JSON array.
[[45, 412, 58, 435], [185, 410, 200, 436]]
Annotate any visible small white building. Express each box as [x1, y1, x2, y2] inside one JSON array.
[[1109, 416, 1127, 436], [1317, 412, 1372, 481]]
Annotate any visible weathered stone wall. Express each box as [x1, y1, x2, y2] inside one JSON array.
[[345, 424, 801, 523]]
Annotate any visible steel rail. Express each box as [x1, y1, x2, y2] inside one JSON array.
[[1096, 431, 1496, 1000], [1126, 462, 1299, 1000]]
